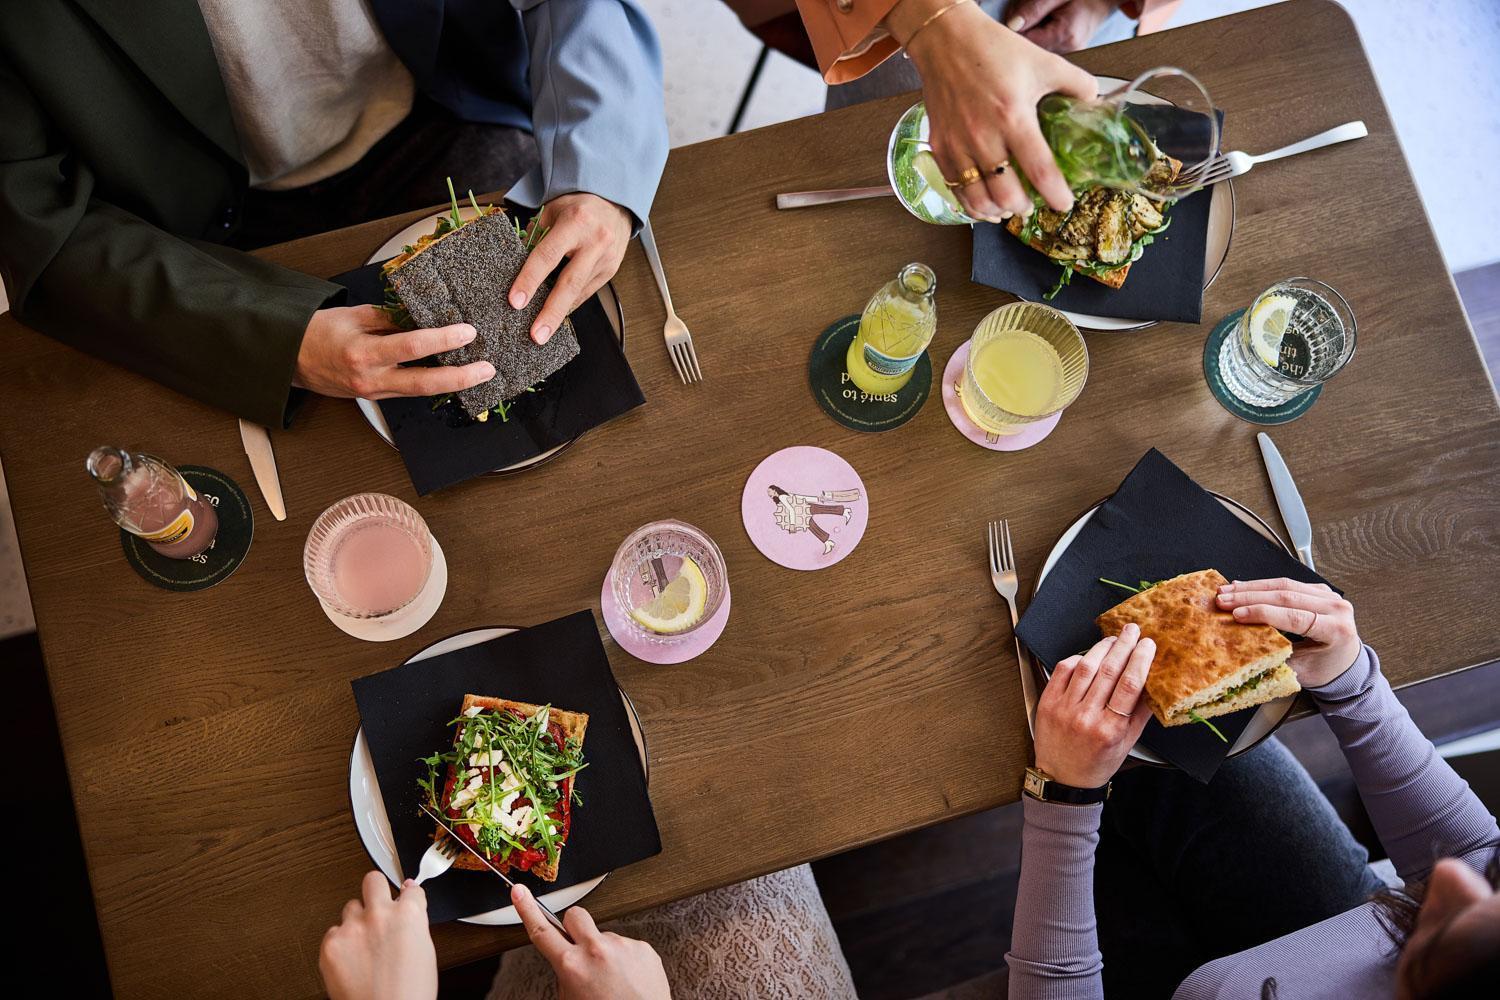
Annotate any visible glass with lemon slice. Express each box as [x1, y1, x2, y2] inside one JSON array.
[[609, 520, 727, 644], [1218, 278, 1357, 408]]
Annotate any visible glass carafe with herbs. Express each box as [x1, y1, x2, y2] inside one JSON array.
[[889, 66, 1218, 225]]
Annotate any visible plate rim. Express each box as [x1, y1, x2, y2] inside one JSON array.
[[1054, 75, 1236, 334], [355, 210, 627, 477], [346, 623, 650, 924], [1027, 491, 1300, 765]]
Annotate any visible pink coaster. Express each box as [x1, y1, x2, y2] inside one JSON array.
[[741, 446, 868, 571], [600, 576, 731, 664], [941, 341, 1062, 451]]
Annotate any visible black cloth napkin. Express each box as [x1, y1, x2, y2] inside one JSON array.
[[1015, 449, 1332, 782], [351, 611, 661, 924], [331, 262, 645, 495], [970, 107, 1224, 324]]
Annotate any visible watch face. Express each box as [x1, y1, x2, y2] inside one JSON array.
[[1023, 769, 1047, 799]]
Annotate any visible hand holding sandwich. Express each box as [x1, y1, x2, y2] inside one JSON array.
[[1215, 578, 1363, 688], [508, 192, 633, 346], [294, 305, 496, 400], [1034, 624, 1155, 788]]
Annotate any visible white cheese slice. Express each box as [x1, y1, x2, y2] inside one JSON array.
[[468, 750, 506, 768]]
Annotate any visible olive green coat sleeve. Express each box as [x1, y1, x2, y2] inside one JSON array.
[[0, 49, 342, 427]]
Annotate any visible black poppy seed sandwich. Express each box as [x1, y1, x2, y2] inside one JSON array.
[[382, 183, 580, 420]]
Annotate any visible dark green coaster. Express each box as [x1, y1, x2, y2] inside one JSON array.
[[808, 315, 931, 433], [1202, 309, 1321, 425], [121, 465, 254, 591]]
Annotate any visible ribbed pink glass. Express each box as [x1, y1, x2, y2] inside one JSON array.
[[303, 493, 434, 619]]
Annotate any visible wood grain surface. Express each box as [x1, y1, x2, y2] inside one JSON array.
[[0, 3, 1496, 996]]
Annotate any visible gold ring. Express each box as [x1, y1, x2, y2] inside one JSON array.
[[1106, 705, 1132, 718], [947, 166, 983, 188]]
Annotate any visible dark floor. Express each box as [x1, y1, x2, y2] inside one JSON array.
[[9, 263, 1498, 999]]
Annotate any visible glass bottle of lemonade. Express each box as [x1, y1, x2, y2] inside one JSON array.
[[86, 446, 219, 559], [846, 263, 937, 395]]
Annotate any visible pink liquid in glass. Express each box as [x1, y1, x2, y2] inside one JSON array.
[[330, 518, 428, 615], [119, 467, 219, 559]]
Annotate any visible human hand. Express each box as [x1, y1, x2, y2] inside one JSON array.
[[319, 872, 437, 1000], [508, 192, 633, 345], [1033, 625, 1155, 787], [294, 305, 495, 399], [1215, 578, 1362, 687], [1006, 0, 1125, 53], [890, 0, 1098, 219], [512, 884, 670, 1000]]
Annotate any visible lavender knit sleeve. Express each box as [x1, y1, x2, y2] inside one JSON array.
[[1309, 645, 1500, 881], [1004, 798, 1105, 1000]]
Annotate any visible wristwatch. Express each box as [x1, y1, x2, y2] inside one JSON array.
[[1022, 766, 1111, 805]]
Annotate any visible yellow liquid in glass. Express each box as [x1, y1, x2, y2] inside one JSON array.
[[846, 295, 934, 395], [962, 329, 1064, 430]]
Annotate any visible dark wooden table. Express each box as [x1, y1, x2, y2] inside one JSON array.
[[1, 2, 1496, 995]]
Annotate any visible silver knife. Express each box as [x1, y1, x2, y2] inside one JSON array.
[[1257, 432, 1314, 569], [418, 803, 574, 942], [776, 185, 894, 210], [237, 419, 286, 521]]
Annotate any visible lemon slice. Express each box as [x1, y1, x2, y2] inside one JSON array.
[[1249, 293, 1297, 367], [628, 557, 708, 634], [912, 149, 964, 214]]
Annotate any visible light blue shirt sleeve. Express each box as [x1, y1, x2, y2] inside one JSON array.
[[508, 0, 668, 230]]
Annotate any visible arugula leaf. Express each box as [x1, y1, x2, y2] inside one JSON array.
[[1099, 577, 1165, 595], [1044, 264, 1075, 300], [1187, 709, 1229, 744]]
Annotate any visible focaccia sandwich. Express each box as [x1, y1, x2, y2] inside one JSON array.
[[1096, 569, 1298, 728]]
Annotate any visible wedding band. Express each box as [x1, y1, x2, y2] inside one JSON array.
[[1106, 705, 1132, 718], [949, 166, 983, 188], [993, 161, 1010, 176], [1306, 610, 1319, 635]]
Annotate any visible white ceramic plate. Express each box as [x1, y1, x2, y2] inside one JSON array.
[[1032, 493, 1297, 765], [1051, 76, 1235, 334], [349, 625, 649, 925], [355, 210, 625, 475]]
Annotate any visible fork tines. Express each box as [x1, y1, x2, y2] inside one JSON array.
[[987, 519, 1015, 574], [434, 832, 462, 858], [1166, 155, 1230, 194], [668, 338, 702, 385]]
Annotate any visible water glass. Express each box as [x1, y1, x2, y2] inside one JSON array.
[[609, 520, 727, 645], [304, 493, 434, 619], [960, 302, 1089, 435], [1217, 277, 1357, 408]]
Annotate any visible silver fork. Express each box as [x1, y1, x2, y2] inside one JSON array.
[[988, 520, 1039, 736], [412, 833, 460, 885], [1165, 120, 1368, 195], [639, 219, 702, 384]]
